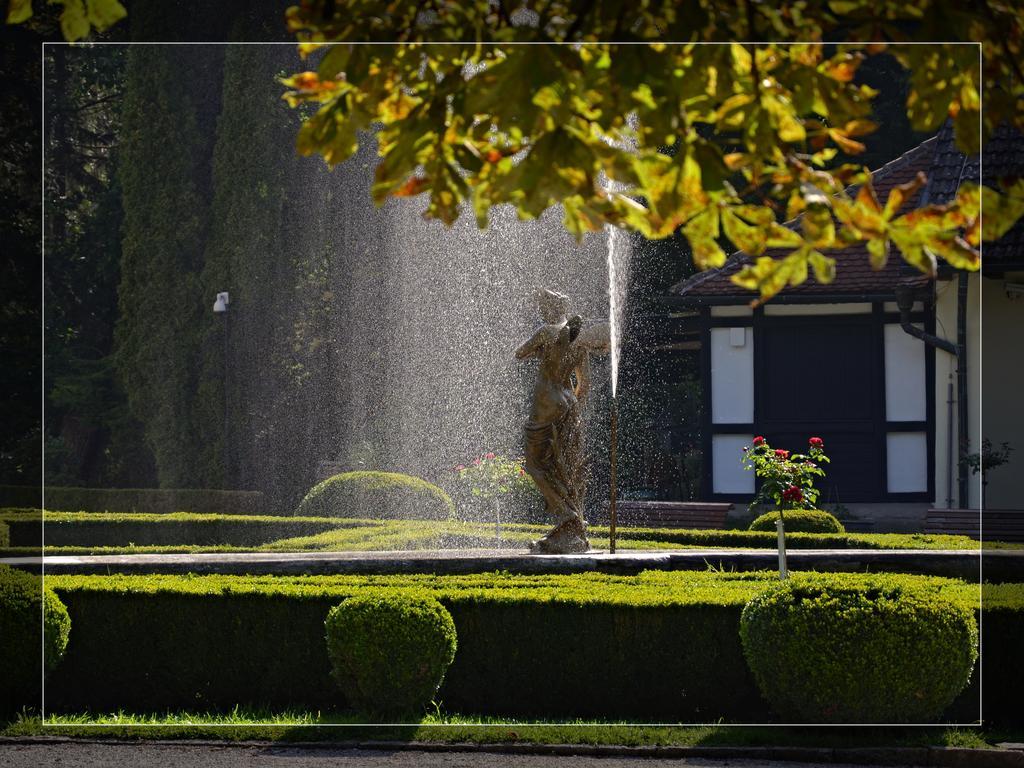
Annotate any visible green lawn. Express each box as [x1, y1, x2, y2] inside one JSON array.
[[2, 710, 1015, 750]]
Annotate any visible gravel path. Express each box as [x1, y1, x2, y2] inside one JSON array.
[[0, 742, 916, 768]]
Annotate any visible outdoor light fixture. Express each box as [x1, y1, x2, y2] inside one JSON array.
[[1005, 282, 1024, 300], [213, 292, 230, 313]]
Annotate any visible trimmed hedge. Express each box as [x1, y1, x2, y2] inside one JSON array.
[[748, 509, 845, 534], [0, 521, 8, 548], [326, 595, 457, 715], [296, 472, 456, 522], [0, 511, 347, 548], [35, 570, 1010, 723], [0, 485, 266, 515], [1, 565, 71, 715], [740, 574, 977, 722]]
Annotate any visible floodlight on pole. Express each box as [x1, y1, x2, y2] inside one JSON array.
[[213, 292, 230, 313]]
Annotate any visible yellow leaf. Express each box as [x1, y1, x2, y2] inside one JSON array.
[[683, 207, 725, 269], [85, 0, 125, 31], [866, 236, 888, 270], [883, 172, 926, 219], [59, 0, 89, 40], [808, 251, 836, 283], [6, 0, 32, 24], [890, 228, 937, 277], [722, 208, 767, 256], [723, 153, 747, 171]]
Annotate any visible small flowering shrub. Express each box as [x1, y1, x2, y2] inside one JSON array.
[[455, 453, 535, 500], [452, 453, 542, 524], [742, 436, 830, 513]]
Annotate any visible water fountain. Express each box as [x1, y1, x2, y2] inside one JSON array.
[[605, 223, 631, 553]]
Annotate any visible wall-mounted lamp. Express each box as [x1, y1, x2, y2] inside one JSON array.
[[213, 292, 230, 313], [1005, 282, 1024, 301]]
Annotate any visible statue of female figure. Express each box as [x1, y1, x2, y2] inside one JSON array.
[[516, 289, 609, 553]]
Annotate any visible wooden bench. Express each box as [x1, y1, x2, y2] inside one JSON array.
[[613, 501, 732, 530], [923, 508, 1024, 542]]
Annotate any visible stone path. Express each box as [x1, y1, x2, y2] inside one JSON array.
[[3, 547, 1018, 580]]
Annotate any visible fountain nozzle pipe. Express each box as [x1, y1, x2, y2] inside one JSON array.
[[609, 397, 618, 554]]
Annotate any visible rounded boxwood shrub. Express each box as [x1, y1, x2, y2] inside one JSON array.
[[739, 574, 977, 723], [325, 594, 457, 716], [0, 565, 71, 716], [748, 509, 845, 534], [296, 471, 456, 521]]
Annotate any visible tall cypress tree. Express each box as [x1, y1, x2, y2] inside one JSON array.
[[116, 40, 224, 488]]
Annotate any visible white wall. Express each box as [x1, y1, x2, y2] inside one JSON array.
[[884, 324, 927, 422], [710, 326, 753, 424], [887, 432, 928, 492], [712, 434, 755, 493]]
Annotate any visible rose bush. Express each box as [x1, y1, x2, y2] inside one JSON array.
[[742, 436, 830, 513]]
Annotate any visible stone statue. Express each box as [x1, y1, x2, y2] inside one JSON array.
[[516, 288, 609, 553]]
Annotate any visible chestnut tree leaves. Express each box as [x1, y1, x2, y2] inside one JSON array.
[[282, 2, 1024, 302]]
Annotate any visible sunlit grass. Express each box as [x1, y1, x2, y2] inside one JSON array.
[[2, 708, 1010, 749]]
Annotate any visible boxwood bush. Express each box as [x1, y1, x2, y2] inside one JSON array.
[[325, 594, 456, 716], [1, 565, 71, 716], [296, 472, 456, 521], [748, 509, 845, 534], [739, 573, 977, 723]]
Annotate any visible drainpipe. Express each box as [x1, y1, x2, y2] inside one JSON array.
[[894, 282, 967, 509], [956, 273, 969, 509]]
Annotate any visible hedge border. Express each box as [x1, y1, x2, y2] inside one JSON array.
[[0, 486, 265, 515], [36, 571, 1018, 724]]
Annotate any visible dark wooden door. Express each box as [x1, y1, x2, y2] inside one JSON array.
[[758, 317, 883, 502]]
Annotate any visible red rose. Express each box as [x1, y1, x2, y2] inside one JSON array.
[[454, 464, 465, 472], [781, 485, 803, 503], [809, 437, 824, 448], [753, 436, 765, 446], [485, 452, 496, 460], [472, 458, 481, 466], [775, 449, 790, 459]]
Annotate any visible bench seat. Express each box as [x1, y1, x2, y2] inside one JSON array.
[[613, 501, 732, 530], [923, 508, 1024, 542]]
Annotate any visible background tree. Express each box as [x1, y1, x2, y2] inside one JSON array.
[[282, 1, 1023, 302]]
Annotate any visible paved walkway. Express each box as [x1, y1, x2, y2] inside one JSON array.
[[2, 547, 1016, 580], [0, 743, 923, 768]]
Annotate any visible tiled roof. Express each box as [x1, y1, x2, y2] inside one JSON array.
[[671, 138, 938, 300], [927, 119, 1024, 265], [671, 121, 1024, 301]]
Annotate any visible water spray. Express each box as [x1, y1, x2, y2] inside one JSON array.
[[605, 223, 626, 555], [609, 395, 618, 554]]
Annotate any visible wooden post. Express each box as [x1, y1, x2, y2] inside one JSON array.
[[776, 511, 788, 580]]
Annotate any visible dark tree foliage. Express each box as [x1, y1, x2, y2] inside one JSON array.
[[0, 25, 43, 484]]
